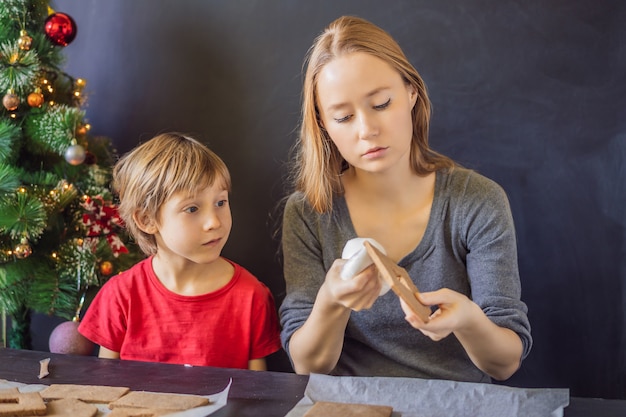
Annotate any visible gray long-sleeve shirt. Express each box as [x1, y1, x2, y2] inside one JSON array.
[[279, 167, 532, 383]]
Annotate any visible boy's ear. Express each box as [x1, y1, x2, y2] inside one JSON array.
[[133, 211, 157, 234]]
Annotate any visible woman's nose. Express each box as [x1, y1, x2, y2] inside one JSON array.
[[357, 112, 378, 140]]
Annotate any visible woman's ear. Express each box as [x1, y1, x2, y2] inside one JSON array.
[[133, 211, 157, 235], [407, 84, 418, 109], [316, 107, 326, 131]]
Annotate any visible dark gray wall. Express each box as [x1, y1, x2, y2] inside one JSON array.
[[45, 0, 625, 399]]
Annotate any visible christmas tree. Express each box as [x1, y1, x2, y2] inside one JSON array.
[[0, 0, 142, 350]]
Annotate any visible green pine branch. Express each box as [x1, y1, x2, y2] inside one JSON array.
[[0, 191, 46, 240], [0, 42, 41, 97], [0, 119, 21, 163], [0, 0, 145, 344], [24, 104, 83, 155]]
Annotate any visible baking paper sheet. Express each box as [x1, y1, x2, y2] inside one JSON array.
[[286, 373, 569, 417], [0, 378, 230, 416]]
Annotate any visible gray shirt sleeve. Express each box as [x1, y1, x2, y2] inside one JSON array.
[[448, 169, 532, 359], [278, 193, 334, 355]]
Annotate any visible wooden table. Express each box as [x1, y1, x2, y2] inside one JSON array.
[[1, 348, 625, 416], [0, 348, 307, 416]]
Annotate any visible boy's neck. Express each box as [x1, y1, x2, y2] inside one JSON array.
[[150, 255, 235, 296]]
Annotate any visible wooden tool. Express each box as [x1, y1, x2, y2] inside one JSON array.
[[363, 241, 431, 322]]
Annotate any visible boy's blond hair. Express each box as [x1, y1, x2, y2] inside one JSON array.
[[113, 132, 231, 255]]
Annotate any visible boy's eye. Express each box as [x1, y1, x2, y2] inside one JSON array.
[[374, 98, 391, 110], [184, 206, 198, 213], [216, 200, 228, 208]]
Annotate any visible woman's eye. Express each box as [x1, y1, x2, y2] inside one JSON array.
[[374, 99, 391, 110], [334, 115, 352, 123], [184, 206, 198, 213]]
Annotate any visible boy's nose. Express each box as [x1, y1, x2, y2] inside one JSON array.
[[203, 212, 221, 230]]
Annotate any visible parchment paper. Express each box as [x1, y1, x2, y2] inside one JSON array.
[[0, 378, 230, 416], [285, 373, 569, 417]]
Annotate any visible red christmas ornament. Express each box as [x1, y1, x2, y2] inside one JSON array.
[[84, 150, 97, 165], [49, 320, 95, 355], [44, 12, 77, 46]]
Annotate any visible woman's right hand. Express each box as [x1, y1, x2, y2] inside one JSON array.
[[288, 259, 382, 374], [320, 259, 382, 311]]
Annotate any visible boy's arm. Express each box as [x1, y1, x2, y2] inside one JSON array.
[[248, 358, 267, 371], [98, 346, 120, 359]]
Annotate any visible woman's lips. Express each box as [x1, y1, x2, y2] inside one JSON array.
[[363, 147, 387, 159]]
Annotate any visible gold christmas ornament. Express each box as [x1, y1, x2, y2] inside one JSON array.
[[76, 124, 88, 136], [27, 89, 44, 107], [2, 90, 19, 111], [100, 261, 113, 276], [14, 238, 32, 259], [18, 30, 32, 50]]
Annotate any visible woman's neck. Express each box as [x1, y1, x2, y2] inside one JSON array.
[[343, 163, 432, 207]]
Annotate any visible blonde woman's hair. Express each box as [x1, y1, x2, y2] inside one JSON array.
[[113, 132, 231, 255], [291, 15, 455, 213]]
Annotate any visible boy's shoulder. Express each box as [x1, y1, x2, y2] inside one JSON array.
[[103, 257, 152, 288], [226, 259, 272, 294]]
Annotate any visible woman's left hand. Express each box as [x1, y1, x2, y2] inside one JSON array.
[[400, 288, 480, 341]]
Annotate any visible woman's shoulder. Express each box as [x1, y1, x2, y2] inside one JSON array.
[[284, 191, 322, 222], [285, 191, 311, 212], [439, 167, 507, 200]]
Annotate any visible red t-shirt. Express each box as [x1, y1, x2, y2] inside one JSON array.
[[78, 257, 281, 369]]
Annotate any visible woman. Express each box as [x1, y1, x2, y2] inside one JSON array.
[[279, 16, 531, 383]]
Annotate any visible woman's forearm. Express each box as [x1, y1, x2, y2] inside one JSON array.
[[288, 285, 351, 375], [454, 303, 523, 380]]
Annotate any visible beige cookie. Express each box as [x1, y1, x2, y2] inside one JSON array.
[[109, 391, 209, 411], [0, 389, 46, 417], [40, 384, 130, 403], [107, 407, 170, 417], [303, 400, 393, 417], [45, 398, 98, 417]]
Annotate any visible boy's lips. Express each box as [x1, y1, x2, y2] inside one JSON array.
[[203, 237, 221, 246]]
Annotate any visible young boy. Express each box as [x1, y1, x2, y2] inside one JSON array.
[[78, 133, 281, 370]]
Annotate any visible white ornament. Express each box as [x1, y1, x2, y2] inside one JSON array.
[[64, 144, 86, 165], [340, 237, 391, 296]]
